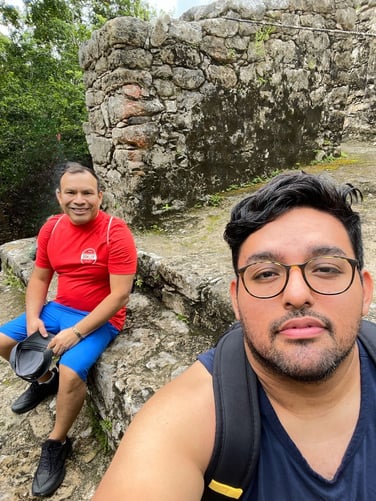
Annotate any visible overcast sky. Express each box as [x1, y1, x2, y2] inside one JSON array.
[[153, 0, 209, 17]]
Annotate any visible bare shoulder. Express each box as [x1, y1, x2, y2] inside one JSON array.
[[93, 361, 215, 500]]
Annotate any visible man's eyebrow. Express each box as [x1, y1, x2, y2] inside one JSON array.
[[309, 246, 347, 257], [244, 252, 279, 264], [243, 246, 347, 265]]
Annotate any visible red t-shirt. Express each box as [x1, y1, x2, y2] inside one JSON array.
[[35, 211, 137, 330]]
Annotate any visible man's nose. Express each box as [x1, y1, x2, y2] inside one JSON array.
[[73, 193, 85, 203], [281, 265, 314, 309]]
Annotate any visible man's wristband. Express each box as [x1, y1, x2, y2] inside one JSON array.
[[72, 326, 84, 340]]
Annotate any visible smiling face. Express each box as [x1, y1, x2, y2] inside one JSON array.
[[230, 207, 373, 382], [56, 170, 103, 225]]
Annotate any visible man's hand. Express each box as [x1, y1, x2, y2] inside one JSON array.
[[48, 327, 80, 356], [26, 318, 48, 338]]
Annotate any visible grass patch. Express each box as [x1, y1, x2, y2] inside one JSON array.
[[87, 401, 113, 454], [3, 267, 26, 292]]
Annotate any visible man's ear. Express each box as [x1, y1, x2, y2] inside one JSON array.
[[230, 278, 240, 320], [361, 269, 374, 316], [56, 188, 62, 204]]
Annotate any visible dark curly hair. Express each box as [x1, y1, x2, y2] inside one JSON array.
[[224, 171, 364, 272]]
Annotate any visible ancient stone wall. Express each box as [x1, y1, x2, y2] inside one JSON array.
[[79, 0, 376, 227], [342, 0, 376, 139]]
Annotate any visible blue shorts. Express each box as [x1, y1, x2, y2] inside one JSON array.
[[0, 301, 119, 382]]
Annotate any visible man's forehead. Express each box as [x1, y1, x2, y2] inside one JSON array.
[[60, 171, 98, 187], [239, 207, 353, 262]]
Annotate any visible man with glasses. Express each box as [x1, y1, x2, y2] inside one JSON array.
[[93, 171, 375, 500]]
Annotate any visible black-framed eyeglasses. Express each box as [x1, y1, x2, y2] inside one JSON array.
[[237, 255, 359, 299]]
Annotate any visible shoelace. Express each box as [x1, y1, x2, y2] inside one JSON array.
[[29, 381, 41, 393], [39, 442, 64, 473]]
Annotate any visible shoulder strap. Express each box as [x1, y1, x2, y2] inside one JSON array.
[[358, 318, 376, 361], [202, 322, 260, 500]]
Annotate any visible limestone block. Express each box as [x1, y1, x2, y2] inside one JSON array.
[[150, 15, 170, 47], [152, 64, 173, 79], [172, 67, 205, 89], [200, 18, 239, 37], [202, 34, 238, 63], [85, 89, 105, 108], [88, 136, 113, 164], [105, 17, 149, 47], [112, 123, 159, 148], [99, 68, 153, 93], [207, 64, 238, 88], [168, 20, 203, 43], [107, 95, 164, 124], [335, 8, 357, 30], [108, 48, 153, 70], [153, 78, 176, 97]]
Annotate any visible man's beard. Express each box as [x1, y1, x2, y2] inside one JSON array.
[[241, 310, 360, 383]]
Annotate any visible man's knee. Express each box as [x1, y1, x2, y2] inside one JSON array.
[[0, 333, 18, 361], [58, 364, 87, 392]]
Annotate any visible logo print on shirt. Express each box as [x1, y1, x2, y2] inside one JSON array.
[[81, 248, 97, 264]]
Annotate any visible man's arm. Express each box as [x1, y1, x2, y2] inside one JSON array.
[[93, 361, 216, 501], [25, 265, 54, 335], [73, 273, 135, 336]]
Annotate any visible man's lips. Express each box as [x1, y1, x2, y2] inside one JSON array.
[[70, 207, 89, 214], [278, 318, 326, 339]]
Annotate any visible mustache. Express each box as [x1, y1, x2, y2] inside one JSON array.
[[269, 309, 334, 338]]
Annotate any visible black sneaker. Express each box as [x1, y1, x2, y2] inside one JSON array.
[[32, 437, 72, 497], [11, 367, 59, 414]]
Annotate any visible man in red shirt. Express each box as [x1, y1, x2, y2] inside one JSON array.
[[0, 162, 137, 497]]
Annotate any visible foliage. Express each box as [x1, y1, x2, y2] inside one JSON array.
[[3, 266, 26, 291], [0, 0, 153, 238]]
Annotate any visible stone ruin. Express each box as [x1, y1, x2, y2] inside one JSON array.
[[79, 0, 376, 228]]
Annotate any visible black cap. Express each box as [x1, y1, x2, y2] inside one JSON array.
[[9, 331, 55, 382]]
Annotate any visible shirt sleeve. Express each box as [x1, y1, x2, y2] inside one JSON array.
[[108, 218, 138, 275], [35, 215, 62, 269], [197, 348, 215, 374]]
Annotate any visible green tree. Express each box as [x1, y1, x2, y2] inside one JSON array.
[[0, 0, 153, 240]]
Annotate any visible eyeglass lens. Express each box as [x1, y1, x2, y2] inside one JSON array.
[[241, 256, 356, 298]]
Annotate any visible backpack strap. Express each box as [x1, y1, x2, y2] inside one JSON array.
[[202, 322, 261, 500], [358, 318, 376, 360]]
